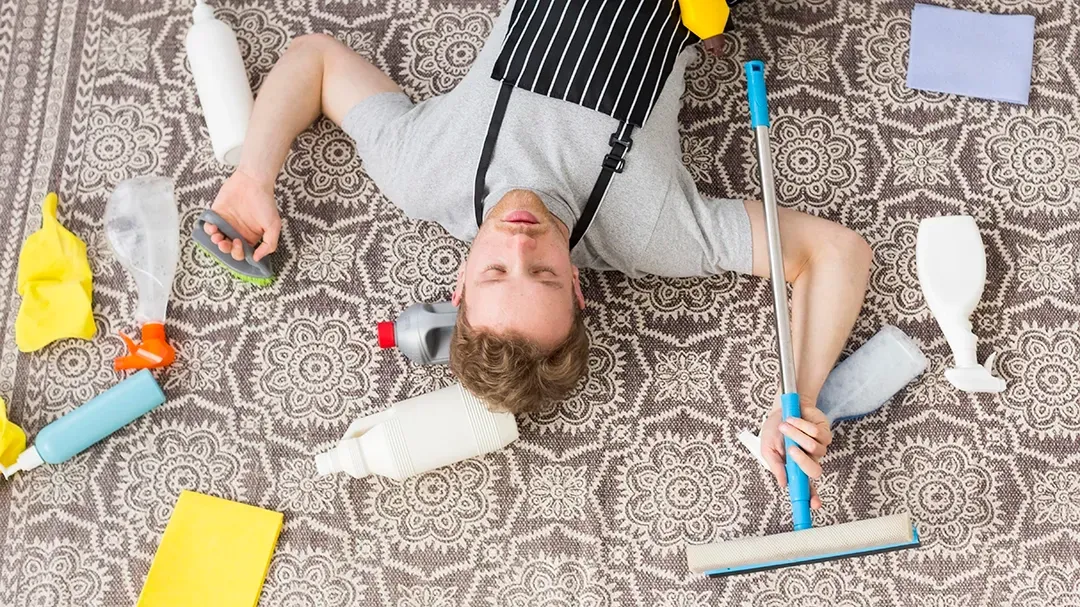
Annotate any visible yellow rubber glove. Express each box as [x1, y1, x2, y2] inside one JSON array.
[[0, 397, 26, 470], [15, 192, 96, 352]]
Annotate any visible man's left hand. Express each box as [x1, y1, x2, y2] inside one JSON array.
[[759, 404, 832, 509]]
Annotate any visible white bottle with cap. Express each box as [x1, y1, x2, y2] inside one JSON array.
[[315, 383, 518, 481], [185, 0, 254, 166], [916, 215, 1006, 393]]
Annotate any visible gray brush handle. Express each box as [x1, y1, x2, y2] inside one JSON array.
[[192, 209, 274, 279]]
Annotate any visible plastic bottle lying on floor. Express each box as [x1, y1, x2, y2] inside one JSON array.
[[105, 176, 178, 371], [738, 325, 927, 468], [316, 383, 518, 481], [377, 301, 457, 365], [916, 215, 1006, 393], [816, 324, 927, 423], [3, 370, 166, 478], [187, 0, 254, 166]]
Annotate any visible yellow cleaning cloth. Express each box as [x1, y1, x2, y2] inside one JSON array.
[[0, 397, 27, 470], [138, 491, 283, 607], [15, 192, 95, 352]]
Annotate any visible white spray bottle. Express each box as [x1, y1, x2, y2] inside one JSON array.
[[916, 215, 1006, 393], [186, 0, 254, 166], [315, 384, 518, 481]]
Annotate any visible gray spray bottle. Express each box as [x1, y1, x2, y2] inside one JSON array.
[[378, 302, 457, 365]]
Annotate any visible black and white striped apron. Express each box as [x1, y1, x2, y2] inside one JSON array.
[[474, 0, 699, 248]]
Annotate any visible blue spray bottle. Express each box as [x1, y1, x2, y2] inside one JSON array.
[[2, 369, 166, 478]]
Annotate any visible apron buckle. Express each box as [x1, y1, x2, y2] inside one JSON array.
[[608, 132, 633, 152], [603, 152, 627, 173]]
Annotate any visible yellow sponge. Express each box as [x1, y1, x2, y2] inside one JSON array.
[[15, 192, 95, 352], [138, 491, 283, 607]]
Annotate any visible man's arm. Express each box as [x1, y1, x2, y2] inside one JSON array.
[[744, 201, 873, 505], [205, 34, 401, 261]]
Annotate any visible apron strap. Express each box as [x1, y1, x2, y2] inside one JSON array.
[[569, 121, 634, 249], [475, 82, 515, 228], [473, 83, 635, 251]]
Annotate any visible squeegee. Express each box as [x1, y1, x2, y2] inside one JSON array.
[[685, 61, 920, 577]]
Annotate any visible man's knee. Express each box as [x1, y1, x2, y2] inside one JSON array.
[[831, 223, 873, 277], [287, 33, 342, 56]]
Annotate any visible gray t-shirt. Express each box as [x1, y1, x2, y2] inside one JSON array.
[[342, 0, 752, 278]]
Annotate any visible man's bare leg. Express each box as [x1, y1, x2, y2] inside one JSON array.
[[205, 34, 401, 261]]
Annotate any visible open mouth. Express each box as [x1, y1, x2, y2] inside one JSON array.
[[502, 210, 539, 224]]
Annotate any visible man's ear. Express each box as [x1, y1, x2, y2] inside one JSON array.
[[572, 266, 586, 310], [452, 262, 466, 306]]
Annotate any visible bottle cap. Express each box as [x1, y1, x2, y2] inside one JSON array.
[[2, 446, 43, 478], [377, 322, 396, 349], [192, 0, 216, 23], [315, 450, 339, 476]]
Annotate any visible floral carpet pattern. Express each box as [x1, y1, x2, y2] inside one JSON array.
[[1, 0, 1078, 605]]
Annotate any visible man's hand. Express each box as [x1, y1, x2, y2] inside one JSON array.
[[203, 168, 281, 262], [759, 403, 832, 509], [199, 31, 402, 265]]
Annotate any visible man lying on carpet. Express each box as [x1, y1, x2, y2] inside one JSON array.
[[201, 0, 871, 507]]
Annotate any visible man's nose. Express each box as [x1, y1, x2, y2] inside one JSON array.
[[511, 233, 537, 253]]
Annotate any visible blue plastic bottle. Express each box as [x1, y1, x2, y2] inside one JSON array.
[[2, 369, 166, 477]]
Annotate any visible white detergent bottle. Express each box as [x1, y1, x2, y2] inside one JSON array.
[[916, 215, 1006, 393], [186, 0, 254, 166], [315, 384, 518, 481]]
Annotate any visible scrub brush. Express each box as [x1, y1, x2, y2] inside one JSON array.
[[192, 209, 275, 286], [684, 61, 920, 577]]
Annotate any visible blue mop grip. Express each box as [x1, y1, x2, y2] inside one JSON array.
[[745, 60, 770, 128], [781, 392, 812, 531]]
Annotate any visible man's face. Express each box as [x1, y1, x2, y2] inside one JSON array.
[[454, 190, 586, 350]]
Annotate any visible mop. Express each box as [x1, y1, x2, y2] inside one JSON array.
[[685, 61, 920, 577]]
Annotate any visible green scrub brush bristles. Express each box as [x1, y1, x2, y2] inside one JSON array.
[[195, 241, 275, 287]]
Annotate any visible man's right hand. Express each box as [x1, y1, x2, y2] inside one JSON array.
[[204, 168, 281, 262], [759, 403, 831, 510]]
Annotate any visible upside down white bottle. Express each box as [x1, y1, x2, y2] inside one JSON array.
[[185, 0, 254, 166], [315, 384, 519, 481]]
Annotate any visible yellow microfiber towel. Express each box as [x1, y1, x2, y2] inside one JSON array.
[[15, 192, 96, 352], [138, 491, 283, 607], [0, 397, 27, 470]]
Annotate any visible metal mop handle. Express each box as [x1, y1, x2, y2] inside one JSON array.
[[745, 60, 812, 531]]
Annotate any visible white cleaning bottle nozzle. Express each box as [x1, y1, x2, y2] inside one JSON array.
[[315, 443, 370, 478], [916, 215, 1006, 394], [192, 0, 214, 22], [2, 446, 43, 478]]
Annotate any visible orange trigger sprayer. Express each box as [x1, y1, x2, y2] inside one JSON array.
[[115, 323, 176, 371]]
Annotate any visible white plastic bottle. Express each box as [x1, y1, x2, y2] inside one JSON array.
[[315, 384, 518, 481], [916, 215, 1006, 393], [737, 325, 927, 468], [815, 325, 927, 422], [186, 0, 254, 166]]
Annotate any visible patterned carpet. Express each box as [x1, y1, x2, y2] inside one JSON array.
[[1, 0, 1078, 604]]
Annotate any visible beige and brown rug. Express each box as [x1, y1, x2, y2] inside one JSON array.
[[1, 0, 1078, 604]]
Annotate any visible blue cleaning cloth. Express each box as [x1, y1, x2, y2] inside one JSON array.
[[906, 4, 1035, 105]]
